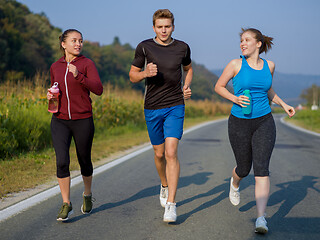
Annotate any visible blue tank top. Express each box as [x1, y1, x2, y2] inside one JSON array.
[[231, 56, 272, 119]]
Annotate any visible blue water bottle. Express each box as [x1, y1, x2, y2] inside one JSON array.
[[242, 89, 252, 115]]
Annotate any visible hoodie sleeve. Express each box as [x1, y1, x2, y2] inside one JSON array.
[[75, 59, 103, 96]]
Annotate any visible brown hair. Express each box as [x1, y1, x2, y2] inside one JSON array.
[[59, 29, 82, 55], [240, 28, 273, 54], [152, 9, 174, 26]]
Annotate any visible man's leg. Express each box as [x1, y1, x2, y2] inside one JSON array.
[[164, 137, 180, 203], [153, 143, 167, 187]]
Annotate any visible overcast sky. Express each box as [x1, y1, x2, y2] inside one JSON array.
[[18, 0, 320, 75]]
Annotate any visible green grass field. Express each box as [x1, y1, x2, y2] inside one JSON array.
[[0, 80, 231, 199], [286, 109, 320, 133], [1, 79, 318, 199]]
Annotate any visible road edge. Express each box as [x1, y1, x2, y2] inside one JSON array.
[[280, 117, 320, 137], [0, 118, 227, 222]]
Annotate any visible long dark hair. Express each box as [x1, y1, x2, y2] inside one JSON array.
[[240, 28, 273, 54], [59, 29, 82, 55]]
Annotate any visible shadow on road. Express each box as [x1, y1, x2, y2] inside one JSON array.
[[67, 172, 213, 223], [274, 143, 312, 149], [181, 138, 222, 147], [182, 138, 221, 143], [175, 177, 254, 224], [240, 175, 320, 235]]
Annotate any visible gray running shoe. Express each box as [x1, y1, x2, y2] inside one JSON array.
[[81, 193, 95, 214], [255, 215, 268, 234], [57, 202, 73, 221]]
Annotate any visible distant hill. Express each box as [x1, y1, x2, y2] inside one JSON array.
[[82, 39, 222, 101], [190, 63, 229, 101], [211, 69, 320, 106]]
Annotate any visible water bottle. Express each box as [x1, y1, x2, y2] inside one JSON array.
[[48, 82, 60, 113], [242, 89, 252, 115]]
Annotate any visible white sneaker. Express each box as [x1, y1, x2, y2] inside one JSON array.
[[229, 177, 240, 206], [163, 202, 177, 222], [255, 215, 268, 234], [160, 185, 168, 208]]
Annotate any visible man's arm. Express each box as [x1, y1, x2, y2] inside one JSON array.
[[183, 63, 193, 99], [129, 63, 158, 83]]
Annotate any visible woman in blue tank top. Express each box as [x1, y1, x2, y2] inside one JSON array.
[[215, 28, 295, 234]]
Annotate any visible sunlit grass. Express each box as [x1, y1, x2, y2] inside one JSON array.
[[286, 109, 320, 133], [0, 75, 232, 199]]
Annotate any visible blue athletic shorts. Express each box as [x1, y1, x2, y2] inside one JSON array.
[[144, 105, 185, 145]]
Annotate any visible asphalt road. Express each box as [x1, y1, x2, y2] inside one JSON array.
[[1, 115, 320, 240]]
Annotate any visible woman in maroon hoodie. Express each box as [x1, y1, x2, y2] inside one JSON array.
[[48, 29, 103, 221]]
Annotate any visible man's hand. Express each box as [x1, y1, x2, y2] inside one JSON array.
[[145, 63, 157, 77], [183, 85, 192, 99]]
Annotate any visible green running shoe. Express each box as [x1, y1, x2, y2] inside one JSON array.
[[57, 202, 73, 221], [81, 193, 94, 214]]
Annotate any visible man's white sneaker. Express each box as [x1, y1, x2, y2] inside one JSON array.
[[229, 177, 240, 206], [163, 202, 177, 222], [160, 185, 168, 208], [255, 215, 268, 234]]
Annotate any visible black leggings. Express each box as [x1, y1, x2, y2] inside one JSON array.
[[228, 113, 276, 177], [51, 115, 94, 178]]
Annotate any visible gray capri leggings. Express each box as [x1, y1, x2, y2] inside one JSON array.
[[51, 115, 94, 178], [228, 113, 276, 177]]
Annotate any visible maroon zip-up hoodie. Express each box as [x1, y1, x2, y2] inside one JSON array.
[[50, 55, 103, 120]]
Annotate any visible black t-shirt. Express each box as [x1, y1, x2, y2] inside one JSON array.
[[132, 38, 191, 109]]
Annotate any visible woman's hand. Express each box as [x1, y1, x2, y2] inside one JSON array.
[[68, 63, 78, 77], [47, 90, 53, 100], [235, 95, 250, 108], [283, 104, 296, 118]]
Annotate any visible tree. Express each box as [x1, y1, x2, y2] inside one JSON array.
[[0, 0, 61, 81], [300, 84, 320, 106]]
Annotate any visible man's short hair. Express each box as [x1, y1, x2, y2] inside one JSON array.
[[153, 9, 174, 26]]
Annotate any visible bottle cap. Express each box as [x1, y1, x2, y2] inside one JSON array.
[[50, 82, 59, 93]]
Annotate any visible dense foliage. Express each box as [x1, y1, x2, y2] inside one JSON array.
[[0, 80, 145, 159], [0, 0, 61, 80], [0, 78, 231, 159], [0, 0, 224, 100]]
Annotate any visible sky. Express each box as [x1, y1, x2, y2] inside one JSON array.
[[17, 0, 320, 75]]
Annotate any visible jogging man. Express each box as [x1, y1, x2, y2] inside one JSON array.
[[129, 9, 193, 222]]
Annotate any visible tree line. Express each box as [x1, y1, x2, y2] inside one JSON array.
[[0, 0, 227, 101]]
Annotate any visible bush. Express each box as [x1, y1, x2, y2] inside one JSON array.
[[0, 96, 51, 159], [93, 94, 145, 132], [0, 79, 233, 160]]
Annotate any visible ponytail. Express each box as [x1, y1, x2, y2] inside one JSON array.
[[260, 35, 273, 54], [240, 28, 273, 54]]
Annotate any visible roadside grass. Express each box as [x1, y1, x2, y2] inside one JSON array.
[[285, 109, 320, 133], [0, 116, 219, 199], [0, 75, 233, 200], [1, 75, 318, 201]]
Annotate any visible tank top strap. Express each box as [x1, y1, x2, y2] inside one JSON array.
[[261, 58, 271, 73], [240, 55, 249, 68]]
